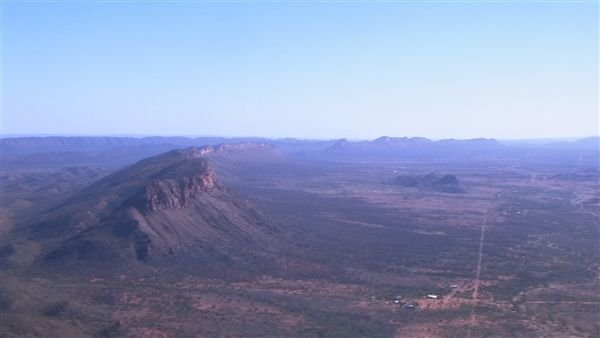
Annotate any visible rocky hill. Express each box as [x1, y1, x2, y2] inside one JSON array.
[[26, 145, 283, 271]]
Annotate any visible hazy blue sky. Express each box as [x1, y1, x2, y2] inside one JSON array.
[[3, 1, 598, 139]]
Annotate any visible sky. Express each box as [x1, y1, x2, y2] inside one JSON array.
[[2, 1, 598, 140]]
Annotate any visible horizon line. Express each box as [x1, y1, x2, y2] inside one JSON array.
[[0, 133, 598, 142]]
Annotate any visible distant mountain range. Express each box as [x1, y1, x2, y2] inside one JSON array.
[[1, 135, 597, 170], [325, 136, 504, 157]]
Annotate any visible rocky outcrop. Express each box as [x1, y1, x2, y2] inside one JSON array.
[[127, 169, 218, 212]]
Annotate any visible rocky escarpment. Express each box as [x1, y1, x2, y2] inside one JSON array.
[[126, 166, 218, 212]]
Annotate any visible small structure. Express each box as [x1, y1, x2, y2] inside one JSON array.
[[427, 294, 439, 299], [393, 300, 400, 304]]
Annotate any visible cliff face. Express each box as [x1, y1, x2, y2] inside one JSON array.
[[127, 169, 218, 212]]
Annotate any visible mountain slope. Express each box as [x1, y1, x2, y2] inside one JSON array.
[[30, 146, 282, 269]]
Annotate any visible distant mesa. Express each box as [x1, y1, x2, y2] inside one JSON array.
[[393, 173, 465, 193], [34, 144, 282, 268]]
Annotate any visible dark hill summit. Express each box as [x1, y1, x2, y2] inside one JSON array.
[[393, 173, 465, 193], [32, 145, 282, 269]]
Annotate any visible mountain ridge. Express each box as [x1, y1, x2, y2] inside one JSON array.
[[27, 145, 283, 271]]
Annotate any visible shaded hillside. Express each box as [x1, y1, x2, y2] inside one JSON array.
[[393, 173, 465, 193], [26, 145, 284, 271], [0, 167, 111, 235]]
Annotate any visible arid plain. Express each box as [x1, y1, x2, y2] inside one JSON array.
[[1, 136, 598, 337]]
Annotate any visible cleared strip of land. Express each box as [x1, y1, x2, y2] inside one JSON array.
[[467, 210, 488, 338]]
